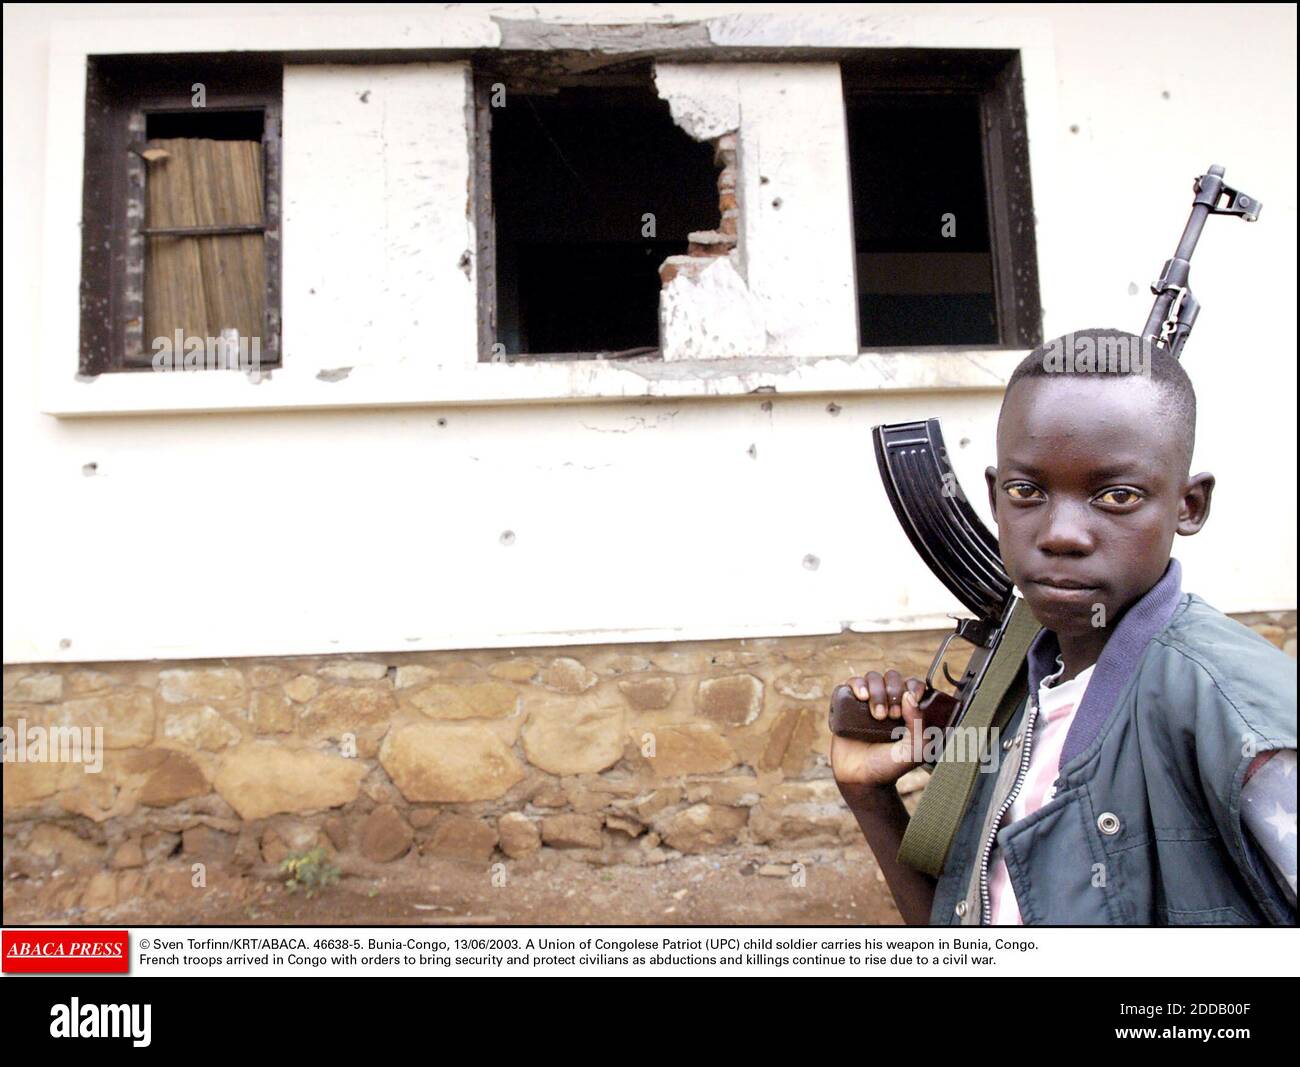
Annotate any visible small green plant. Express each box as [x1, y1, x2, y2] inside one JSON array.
[[280, 847, 340, 898]]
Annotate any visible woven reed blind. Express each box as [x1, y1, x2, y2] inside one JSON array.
[[143, 138, 265, 346]]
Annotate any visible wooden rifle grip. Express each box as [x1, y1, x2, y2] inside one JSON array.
[[828, 684, 960, 744]]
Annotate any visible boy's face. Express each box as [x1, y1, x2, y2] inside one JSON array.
[[985, 375, 1214, 637]]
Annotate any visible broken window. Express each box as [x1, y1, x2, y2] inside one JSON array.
[[80, 56, 282, 374], [473, 65, 718, 361], [843, 52, 1041, 349]]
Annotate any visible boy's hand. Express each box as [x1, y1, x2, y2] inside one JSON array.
[[829, 672, 927, 787]]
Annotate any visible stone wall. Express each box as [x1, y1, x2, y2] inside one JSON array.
[[3, 611, 1294, 917]]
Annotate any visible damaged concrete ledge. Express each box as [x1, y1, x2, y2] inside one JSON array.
[[52, 9, 1051, 61], [42, 349, 1025, 418]]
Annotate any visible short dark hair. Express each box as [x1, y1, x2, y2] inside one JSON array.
[[1000, 327, 1197, 473]]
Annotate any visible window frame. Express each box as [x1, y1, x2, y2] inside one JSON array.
[[841, 50, 1042, 351], [79, 55, 283, 375]]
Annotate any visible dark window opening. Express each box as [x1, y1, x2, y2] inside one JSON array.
[[477, 73, 718, 360], [842, 52, 1041, 349], [847, 93, 996, 346], [146, 109, 265, 141], [80, 55, 282, 374]]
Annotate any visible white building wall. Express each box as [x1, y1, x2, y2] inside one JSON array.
[[282, 63, 479, 373], [3, 3, 1295, 664]]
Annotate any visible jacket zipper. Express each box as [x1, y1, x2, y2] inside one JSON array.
[[977, 691, 1042, 925]]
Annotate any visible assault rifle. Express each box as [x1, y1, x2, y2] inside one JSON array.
[[830, 164, 1261, 747]]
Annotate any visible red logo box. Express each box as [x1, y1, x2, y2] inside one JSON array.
[[2, 930, 129, 973]]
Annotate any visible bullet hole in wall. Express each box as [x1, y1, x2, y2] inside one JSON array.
[[826, 402, 841, 416], [761, 400, 773, 413], [670, 130, 739, 268], [500, 530, 516, 546], [747, 443, 757, 459], [82, 462, 98, 476], [436, 417, 447, 427], [803, 554, 820, 571], [771, 197, 783, 209]]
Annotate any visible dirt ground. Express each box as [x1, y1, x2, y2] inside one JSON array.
[[2, 845, 903, 927]]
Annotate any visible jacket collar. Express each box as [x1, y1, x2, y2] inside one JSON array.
[[1025, 558, 1184, 768]]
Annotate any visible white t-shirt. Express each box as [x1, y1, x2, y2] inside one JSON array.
[[986, 657, 1097, 925]]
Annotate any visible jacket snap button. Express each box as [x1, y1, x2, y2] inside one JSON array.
[[1097, 812, 1122, 835], [1001, 736, 1014, 751], [955, 900, 968, 917]]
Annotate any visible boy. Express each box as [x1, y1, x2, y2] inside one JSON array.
[[833, 328, 1296, 925]]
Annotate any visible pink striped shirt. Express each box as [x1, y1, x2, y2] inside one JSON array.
[[987, 658, 1097, 925]]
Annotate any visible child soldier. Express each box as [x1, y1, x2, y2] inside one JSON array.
[[833, 329, 1296, 925]]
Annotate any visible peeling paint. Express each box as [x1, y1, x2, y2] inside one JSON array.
[[653, 63, 741, 141], [494, 17, 711, 54], [660, 255, 765, 361]]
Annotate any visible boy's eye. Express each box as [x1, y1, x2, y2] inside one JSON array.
[[1005, 483, 1042, 500], [1095, 487, 1143, 506]]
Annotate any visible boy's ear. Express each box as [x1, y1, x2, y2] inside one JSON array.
[[1176, 472, 1215, 535], [984, 466, 999, 524]]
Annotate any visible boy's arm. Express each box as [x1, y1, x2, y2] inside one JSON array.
[[831, 683, 938, 925], [837, 782, 937, 924], [1241, 749, 1297, 909], [1179, 631, 1298, 924]]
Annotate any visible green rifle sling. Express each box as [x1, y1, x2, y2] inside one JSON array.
[[896, 598, 1042, 879]]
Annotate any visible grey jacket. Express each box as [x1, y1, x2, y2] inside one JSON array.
[[931, 559, 1297, 926]]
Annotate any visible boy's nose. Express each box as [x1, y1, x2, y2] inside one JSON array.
[[1035, 502, 1095, 555]]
